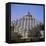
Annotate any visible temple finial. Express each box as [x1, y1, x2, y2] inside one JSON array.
[[28, 11, 30, 15]]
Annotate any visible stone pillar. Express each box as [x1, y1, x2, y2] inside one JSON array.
[[28, 16, 30, 31], [21, 18, 24, 35], [24, 16, 29, 38], [19, 19, 22, 33], [32, 18, 35, 28], [14, 20, 18, 32], [31, 17, 33, 29], [30, 16, 32, 30], [34, 18, 35, 27]]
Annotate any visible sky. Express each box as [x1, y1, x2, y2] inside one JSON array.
[[11, 4, 44, 23]]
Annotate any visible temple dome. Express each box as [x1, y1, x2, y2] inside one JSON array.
[[26, 11, 32, 17]]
